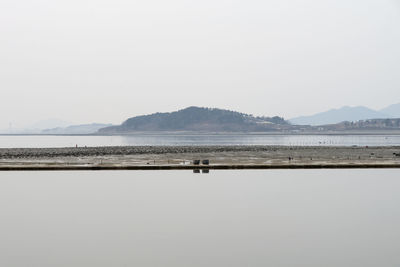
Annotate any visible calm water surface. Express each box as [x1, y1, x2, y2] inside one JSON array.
[[0, 170, 399, 267], [1, 134, 400, 147]]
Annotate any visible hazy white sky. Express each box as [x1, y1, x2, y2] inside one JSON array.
[[1, 0, 399, 128]]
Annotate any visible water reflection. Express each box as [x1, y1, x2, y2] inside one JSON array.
[[0, 170, 399, 266], [192, 169, 210, 174]]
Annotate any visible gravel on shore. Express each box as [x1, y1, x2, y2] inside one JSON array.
[[1, 145, 400, 157], [1, 145, 400, 169]]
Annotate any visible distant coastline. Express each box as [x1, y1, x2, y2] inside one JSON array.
[[2, 130, 400, 136], [3, 105, 400, 135], [98, 107, 400, 135]]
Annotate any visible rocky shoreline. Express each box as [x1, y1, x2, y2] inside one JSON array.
[[1, 145, 400, 169]]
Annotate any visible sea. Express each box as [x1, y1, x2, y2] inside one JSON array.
[[1, 133, 400, 148]]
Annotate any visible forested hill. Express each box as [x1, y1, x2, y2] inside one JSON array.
[[321, 118, 400, 131], [98, 107, 289, 133]]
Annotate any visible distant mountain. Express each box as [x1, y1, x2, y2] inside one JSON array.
[[379, 103, 400, 118], [290, 106, 389, 126], [42, 123, 112, 134], [29, 118, 72, 130], [98, 107, 289, 133], [0, 119, 73, 134]]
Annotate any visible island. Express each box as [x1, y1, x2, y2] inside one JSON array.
[[97, 106, 400, 135]]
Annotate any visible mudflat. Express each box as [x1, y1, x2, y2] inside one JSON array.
[[0, 145, 400, 170]]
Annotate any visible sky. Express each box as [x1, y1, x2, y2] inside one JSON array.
[[1, 0, 399, 129]]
